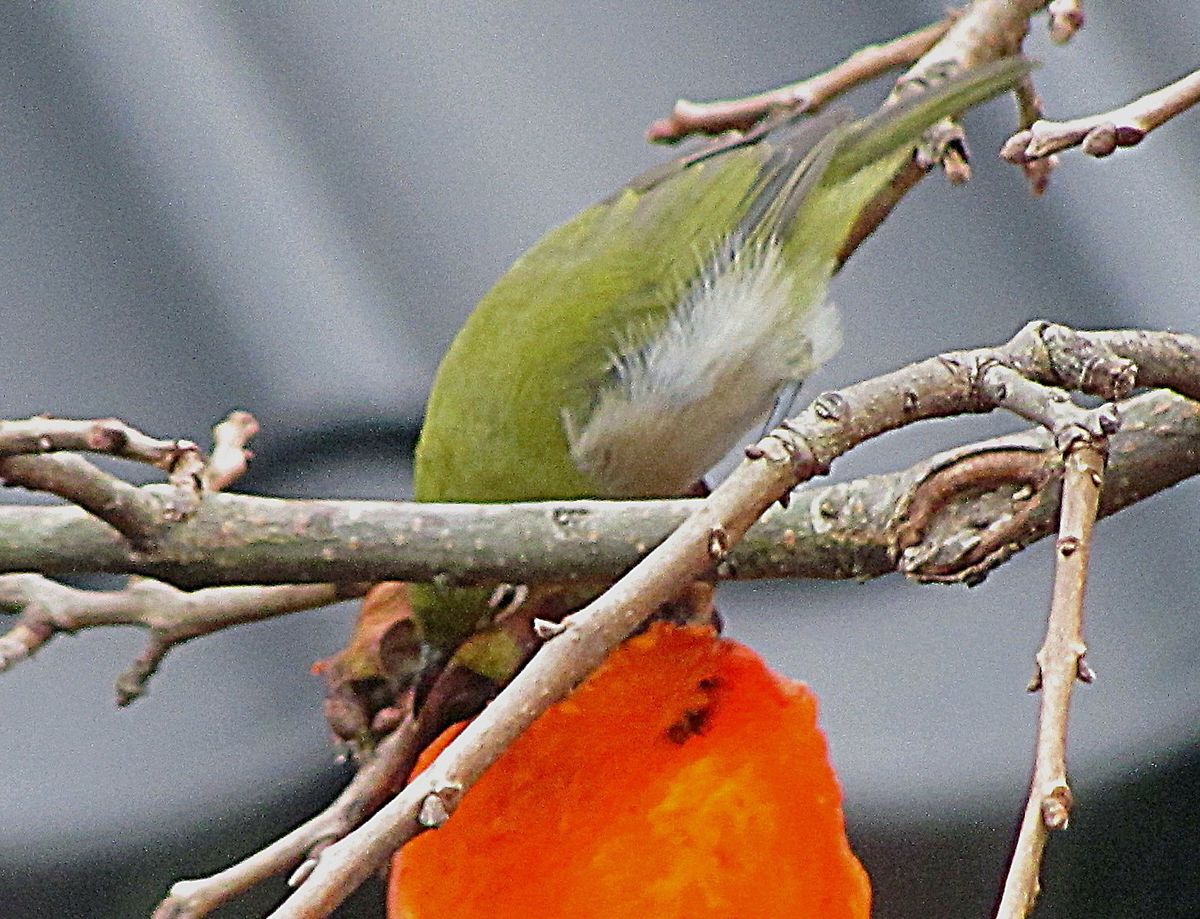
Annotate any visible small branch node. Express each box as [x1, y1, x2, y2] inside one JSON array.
[[1026, 666, 1043, 693], [707, 525, 731, 561], [418, 782, 463, 829], [812, 390, 849, 421], [915, 122, 971, 182], [1055, 534, 1079, 557], [940, 139, 972, 184], [115, 633, 172, 706], [1076, 655, 1097, 684], [749, 421, 827, 480], [204, 410, 260, 491], [532, 617, 567, 640], [1094, 403, 1122, 436], [165, 444, 207, 521], [1079, 122, 1118, 157], [1085, 355, 1137, 399], [1047, 0, 1084, 43], [1040, 781, 1074, 829]]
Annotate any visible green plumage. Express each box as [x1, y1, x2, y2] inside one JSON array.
[[410, 59, 1030, 660]]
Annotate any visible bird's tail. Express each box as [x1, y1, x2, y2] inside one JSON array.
[[827, 57, 1034, 182]]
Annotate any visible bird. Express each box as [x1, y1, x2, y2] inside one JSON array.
[[405, 57, 1030, 709]]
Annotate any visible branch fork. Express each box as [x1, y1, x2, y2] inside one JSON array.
[[0, 323, 1161, 917], [0, 412, 258, 544]]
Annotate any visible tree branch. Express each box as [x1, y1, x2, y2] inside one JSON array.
[[889, 0, 1045, 183], [153, 714, 421, 919], [995, 425, 1105, 917], [261, 319, 1173, 917], [0, 388, 1187, 592], [0, 325, 1193, 724], [838, 0, 1049, 259], [646, 16, 955, 142], [647, 0, 1053, 147], [0, 453, 169, 545], [1003, 68, 1200, 163], [0, 416, 201, 465], [0, 411, 257, 543], [0, 575, 364, 703]]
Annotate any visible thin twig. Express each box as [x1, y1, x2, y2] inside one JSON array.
[[204, 411, 259, 491], [1003, 68, 1200, 164], [156, 635, 544, 919], [153, 714, 421, 919], [975, 332, 1115, 915], [0, 415, 214, 537], [979, 364, 1120, 448], [995, 437, 1105, 917], [0, 575, 363, 703], [0, 415, 207, 524], [1013, 75, 1056, 194], [0, 416, 200, 466], [646, 16, 954, 142]]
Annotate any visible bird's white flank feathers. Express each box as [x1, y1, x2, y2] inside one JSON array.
[[566, 239, 841, 496]]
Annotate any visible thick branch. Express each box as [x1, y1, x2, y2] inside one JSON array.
[[1003, 68, 1200, 163], [0, 390, 1188, 593], [0, 325, 1193, 592]]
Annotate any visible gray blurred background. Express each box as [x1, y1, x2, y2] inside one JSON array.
[[1, 2, 1198, 917]]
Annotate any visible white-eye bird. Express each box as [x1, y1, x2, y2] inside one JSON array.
[[408, 59, 1030, 682]]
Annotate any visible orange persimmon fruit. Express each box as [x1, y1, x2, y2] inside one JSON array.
[[388, 621, 870, 918]]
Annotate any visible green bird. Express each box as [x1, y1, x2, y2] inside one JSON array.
[[408, 59, 1030, 690]]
